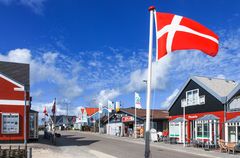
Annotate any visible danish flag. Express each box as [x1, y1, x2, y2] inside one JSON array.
[[155, 12, 219, 60], [43, 106, 48, 116], [52, 98, 56, 114]]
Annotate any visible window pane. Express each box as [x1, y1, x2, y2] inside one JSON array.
[[197, 124, 202, 137], [2, 113, 19, 134]]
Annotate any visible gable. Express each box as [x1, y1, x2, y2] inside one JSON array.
[[0, 74, 26, 101], [169, 79, 223, 116], [227, 88, 240, 112], [0, 73, 24, 91], [0, 61, 29, 91]]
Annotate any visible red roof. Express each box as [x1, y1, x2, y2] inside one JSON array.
[[85, 108, 98, 116]]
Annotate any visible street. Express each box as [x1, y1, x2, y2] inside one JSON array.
[[34, 131, 207, 158]]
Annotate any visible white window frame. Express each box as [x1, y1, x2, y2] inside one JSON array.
[[199, 95, 205, 105], [1, 113, 19, 134], [186, 89, 199, 106], [169, 123, 180, 137]]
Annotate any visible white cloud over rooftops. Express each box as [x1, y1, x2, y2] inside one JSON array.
[[0, 48, 83, 99]]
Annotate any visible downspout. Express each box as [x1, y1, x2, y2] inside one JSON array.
[[222, 96, 227, 140]]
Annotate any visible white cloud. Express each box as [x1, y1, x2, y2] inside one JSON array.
[[0, 48, 83, 99], [0, 48, 31, 63], [43, 52, 58, 64], [96, 89, 120, 105], [31, 89, 43, 97], [125, 54, 172, 92], [216, 74, 226, 79], [162, 89, 179, 109], [0, 0, 46, 14]]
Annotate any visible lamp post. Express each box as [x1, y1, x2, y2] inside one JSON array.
[[23, 85, 28, 155]]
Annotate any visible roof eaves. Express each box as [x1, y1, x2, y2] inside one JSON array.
[[227, 83, 240, 101]]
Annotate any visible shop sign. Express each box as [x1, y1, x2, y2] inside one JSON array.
[[188, 115, 198, 119], [122, 116, 134, 122]]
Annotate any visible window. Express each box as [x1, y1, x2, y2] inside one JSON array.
[[228, 126, 236, 142], [199, 95, 205, 105], [2, 113, 19, 134], [203, 123, 209, 137], [169, 123, 180, 137], [197, 124, 202, 137], [228, 96, 240, 112], [186, 89, 199, 106], [197, 122, 209, 138]]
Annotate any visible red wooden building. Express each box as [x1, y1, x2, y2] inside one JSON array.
[[0, 61, 31, 142]]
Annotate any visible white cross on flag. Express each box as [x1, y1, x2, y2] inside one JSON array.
[[154, 12, 219, 60]]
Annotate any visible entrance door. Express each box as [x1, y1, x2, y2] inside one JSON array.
[[190, 120, 195, 140]]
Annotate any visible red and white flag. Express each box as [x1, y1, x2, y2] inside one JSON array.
[[154, 12, 219, 60], [52, 98, 56, 115], [43, 106, 48, 116]]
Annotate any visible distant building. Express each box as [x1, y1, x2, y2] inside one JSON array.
[[0, 61, 38, 141], [50, 115, 76, 129], [103, 108, 169, 137]]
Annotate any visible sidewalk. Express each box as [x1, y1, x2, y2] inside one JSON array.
[[83, 132, 240, 158]]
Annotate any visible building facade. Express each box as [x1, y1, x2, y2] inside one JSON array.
[[105, 108, 169, 137], [168, 76, 240, 144], [0, 61, 31, 141]]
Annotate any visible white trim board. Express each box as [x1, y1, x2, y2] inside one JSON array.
[[0, 100, 29, 106]]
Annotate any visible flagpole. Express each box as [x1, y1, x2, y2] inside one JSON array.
[[183, 105, 186, 147], [54, 98, 56, 145], [108, 109, 109, 135], [99, 105, 101, 134], [135, 103, 137, 139], [24, 85, 27, 149], [99, 112, 101, 134], [145, 6, 155, 158]]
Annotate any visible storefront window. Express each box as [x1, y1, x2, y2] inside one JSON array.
[[197, 122, 209, 138], [2, 113, 19, 134], [197, 124, 202, 137], [169, 123, 180, 137], [228, 126, 236, 142], [203, 123, 209, 137]]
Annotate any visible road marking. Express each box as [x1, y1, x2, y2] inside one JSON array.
[[88, 150, 117, 158]]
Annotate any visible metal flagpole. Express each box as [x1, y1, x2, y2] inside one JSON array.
[[145, 6, 155, 158], [183, 105, 186, 147], [135, 103, 137, 139], [99, 109, 101, 134], [24, 85, 27, 149], [108, 110, 109, 134]]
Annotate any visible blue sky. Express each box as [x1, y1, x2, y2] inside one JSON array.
[[0, 0, 240, 117]]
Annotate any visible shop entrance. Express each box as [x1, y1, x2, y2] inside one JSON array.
[[124, 122, 134, 137], [190, 120, 195, 140]]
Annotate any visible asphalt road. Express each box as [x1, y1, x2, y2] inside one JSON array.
[[55, 131, 206, 158]]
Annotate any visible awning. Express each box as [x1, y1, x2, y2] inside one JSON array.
[[227, 116, 240, 123], [170, 117, 187, 123], [196, 114, 219, 121]]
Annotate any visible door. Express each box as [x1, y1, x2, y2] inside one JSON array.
[[190, 120, 195, 140]]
